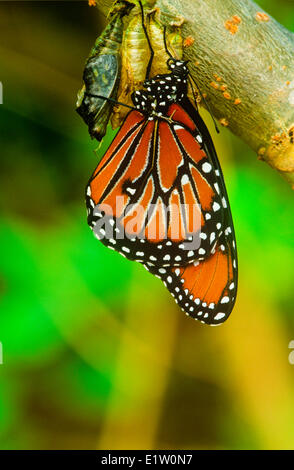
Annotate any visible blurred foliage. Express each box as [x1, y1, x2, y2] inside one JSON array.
[[0, 0, 293, 450]]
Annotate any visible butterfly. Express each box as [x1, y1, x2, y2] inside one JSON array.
[[85, 1, 238, 325]]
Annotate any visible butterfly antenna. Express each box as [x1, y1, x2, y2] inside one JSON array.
[[189, 74, 219, 133], [188, 77, 199, 112], [162, 26, 212, 126], [84, 93, 138, 111], [138, 1, 154, 80], [163, 26, 173, 59]]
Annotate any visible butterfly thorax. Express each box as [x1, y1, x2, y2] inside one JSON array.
[[132, 59, 189, 116]]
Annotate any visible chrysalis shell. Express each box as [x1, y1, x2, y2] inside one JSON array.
[[76, 1, 133, 141]]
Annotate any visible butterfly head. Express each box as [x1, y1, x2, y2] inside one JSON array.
[[167, 58, 189, 78]]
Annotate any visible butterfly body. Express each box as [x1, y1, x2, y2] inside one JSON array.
[[132, 59, 189, 115]]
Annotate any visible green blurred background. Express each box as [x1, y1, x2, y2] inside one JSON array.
[[0, 0, 294, 450]]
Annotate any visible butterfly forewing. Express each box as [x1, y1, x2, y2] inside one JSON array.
[[86, 101, 225, 267]]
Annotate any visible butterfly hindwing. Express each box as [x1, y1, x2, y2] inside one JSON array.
[[144, 223, 237, 325]]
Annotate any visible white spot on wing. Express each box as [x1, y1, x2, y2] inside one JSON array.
[[213, 202, 221, 211], [214, 312, 226, 321], [202, 162, 212, 173], [181, 174, 189, 185]]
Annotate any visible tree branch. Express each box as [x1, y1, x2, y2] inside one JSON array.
[[94, 0, 294, 187]]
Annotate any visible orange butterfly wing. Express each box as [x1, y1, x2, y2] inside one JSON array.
[[86, 105, 224, 266], [144, 228, 237, 325]]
